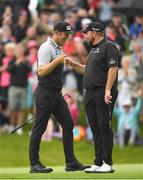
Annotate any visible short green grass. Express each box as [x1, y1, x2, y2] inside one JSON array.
[[0, 133, 143, 167], [0, 130, 143, 179], [0, 164, 143, 179]]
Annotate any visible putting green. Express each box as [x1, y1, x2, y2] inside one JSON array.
[[0, 164, 143, 179]]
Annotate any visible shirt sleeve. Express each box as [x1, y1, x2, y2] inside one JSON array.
[[7, 60, 16, 73], [105, 43, 120, 68], [23, 61, 32, 73], [38, 44, 52, 66]]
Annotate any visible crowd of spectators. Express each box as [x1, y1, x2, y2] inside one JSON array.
[[0, 0, 143, 148]]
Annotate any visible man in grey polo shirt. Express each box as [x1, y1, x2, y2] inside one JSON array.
[[29, 22, 89, 173]]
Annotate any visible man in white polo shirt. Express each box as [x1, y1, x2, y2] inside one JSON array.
[[29, 22, 89, 173]]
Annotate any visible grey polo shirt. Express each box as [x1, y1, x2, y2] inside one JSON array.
[[37, 37, 64, 89], [37, 37, 61, 66]]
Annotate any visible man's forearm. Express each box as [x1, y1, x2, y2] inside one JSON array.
[[72, 62, 85, 74], [38, 56, 62, 77], [105, 67, 118, 91]]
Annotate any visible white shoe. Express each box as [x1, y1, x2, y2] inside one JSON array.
[[16, 128, 23, 135], [96, 162, 112, 173], [84, 165, 100, 173]]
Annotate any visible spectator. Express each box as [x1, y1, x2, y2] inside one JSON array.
[[129, 29, 143, 52], [130, 43, 143, 85], [63, 0, 79, 14], [10, 0, 30, 23], [7, 44, 31, 135], [12, 9, 29, 42], [118, 56, 137, 107], [26, 40, 38, 110], [34, 9, 53, 43], [1, 25, 15, 44], [106, 24, 125, 54], [86, 0, 100, 17], [111, 13, 129, 42], [49, 12, 62, 28], [21, 25, 38, 48], [114, 91, 143, 148], [98, 0, 115, 26], [0, 43, 15, 110], [65, 11, 78, 30], [27, 40, 38, 65], [37, 0, 57, 13], [129, 16, 143, 39], [0, 5, 13, 27]]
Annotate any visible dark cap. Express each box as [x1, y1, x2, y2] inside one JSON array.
[[54, 22, 75, 34], [81, 21, 104, 33]]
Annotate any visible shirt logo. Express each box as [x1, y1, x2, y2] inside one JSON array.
[[92, 48, 100, 54], [109, 59, 116, 65], [55, 49, 61, 56]]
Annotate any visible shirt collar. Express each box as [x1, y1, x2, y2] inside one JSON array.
[[47, 37, 59, 49], [92, 38, 106, 48]]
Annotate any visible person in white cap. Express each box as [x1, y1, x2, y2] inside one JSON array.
[[114, 91, 143, 148]]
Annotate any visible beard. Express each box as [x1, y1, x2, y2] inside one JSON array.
[[88, 38, 94, 46], [59, 38, 67, 46]]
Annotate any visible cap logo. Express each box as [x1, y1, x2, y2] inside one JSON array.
[[92, 27, 100, 31], [66, 26, 71, 30]]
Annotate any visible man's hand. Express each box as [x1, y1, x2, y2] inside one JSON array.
[[38, 54, 66, 76], [64, 57, 76, 67], [15, 59, 24, 65], [57, 54, 66, 64], [105, 89, 112, 104], [64, 57, 85, 74]]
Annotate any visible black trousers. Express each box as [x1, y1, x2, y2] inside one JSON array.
[[29, 86, 75, 165], [84, 86, 118, 166]]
